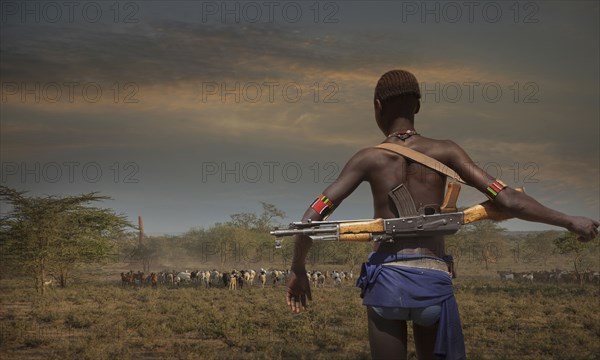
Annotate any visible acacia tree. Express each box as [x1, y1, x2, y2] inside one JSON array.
[[0, 186, 131, 293], [464, 220, 506, 270], [553, 233, 599, 288], [228, 202, 286, 231], [520, 231, 559, 266], [225, 202, 287, 266]]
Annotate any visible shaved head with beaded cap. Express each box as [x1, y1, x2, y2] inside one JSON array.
[[373, 70, 422, 135], [374, 70, 421, 103]]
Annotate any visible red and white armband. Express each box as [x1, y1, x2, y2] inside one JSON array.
[[310, 194, 336, 219]]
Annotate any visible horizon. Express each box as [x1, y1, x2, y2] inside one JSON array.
[[1, 1, 599, 234]]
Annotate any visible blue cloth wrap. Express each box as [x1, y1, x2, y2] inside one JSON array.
[[356, 252, 466, 360]]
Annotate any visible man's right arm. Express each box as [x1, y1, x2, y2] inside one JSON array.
[[286, 149, 372, 313], [291, 148, 373, 272], [442, 141, 599, 241]]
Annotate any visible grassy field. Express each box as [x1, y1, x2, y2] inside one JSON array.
[[1, 270, 599, 360]]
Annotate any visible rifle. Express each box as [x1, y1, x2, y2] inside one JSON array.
[[270, 183, 523, 243]]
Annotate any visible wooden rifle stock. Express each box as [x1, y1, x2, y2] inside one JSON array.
[[462, 187, 524, 224], [339, 219, 384, 241], [339, 233, 373, 242]]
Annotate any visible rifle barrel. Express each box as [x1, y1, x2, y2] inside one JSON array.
[[270, 226, 337, 237]]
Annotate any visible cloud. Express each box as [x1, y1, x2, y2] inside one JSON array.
[[1, 2, 598, 233], [461, 138, 599, 208]]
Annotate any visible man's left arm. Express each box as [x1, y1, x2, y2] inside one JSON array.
[[441, 141, 599, 241]]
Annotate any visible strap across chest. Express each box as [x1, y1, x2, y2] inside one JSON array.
[[375, 143, 465, 184]]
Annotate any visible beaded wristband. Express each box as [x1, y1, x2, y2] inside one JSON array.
[[485, 179, 507, 201]]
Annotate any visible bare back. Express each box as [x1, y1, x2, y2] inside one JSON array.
[[316, 134, 459, 258], [367, 136, 450, 256]]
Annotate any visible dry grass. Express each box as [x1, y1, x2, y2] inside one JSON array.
[[1, 271, 599, 360]]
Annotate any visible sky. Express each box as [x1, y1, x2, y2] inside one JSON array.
[[1, 0, 599, 234]]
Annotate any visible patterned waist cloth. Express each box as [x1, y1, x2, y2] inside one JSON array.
[[381, 257, 450, 273]]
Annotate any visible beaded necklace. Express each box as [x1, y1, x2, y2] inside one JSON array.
[[387, 129, 419, 141]]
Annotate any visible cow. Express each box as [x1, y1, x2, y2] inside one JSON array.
[[331, 271, 342, 286], [177, 271, 191, 280], [318, 273, 326, 288], [201, 271, 211, 288], [229, 272, 238, 290], [158, 272, 167, 285], [498, 271, 514, 281], [132, 271, 145, 286], [190, 270, 201, 283], [558, 271, 576, 284], [241, 269, 256, 286], [222, 272, 231, 288], [120, 272, 132, 287], [522, 273, 534, 283], [311, 272, 319, 288], [238, 272, 244, 289], [210, 270, 221, 287], [271, 270, 287, 285], [259, 271, 267, 288]]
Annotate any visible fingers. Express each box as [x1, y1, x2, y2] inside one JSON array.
[[578, 230, 597, 243], [574, 218, 600, 242], [580, 221, 599, 242], [286, 291, 310, 313], [290, 295, 301, 312], [286, 292, 300, 312]]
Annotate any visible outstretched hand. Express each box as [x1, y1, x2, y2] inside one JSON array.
[[569, 216, 600, 242], [286, 269, 312, 313]]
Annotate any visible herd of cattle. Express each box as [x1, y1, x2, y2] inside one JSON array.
[[497, 269, 600, 285], [119, 269, 354, 289], [119, 268, 600, 289]]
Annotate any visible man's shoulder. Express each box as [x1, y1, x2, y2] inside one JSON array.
[[415, 138, 471, 169], [353, 145, 400, 160], [413, 137, 461, 157], [345, 146, 396, 168], [418, 136, 458, 147]]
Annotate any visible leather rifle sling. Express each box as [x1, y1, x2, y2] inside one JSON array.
[[375, 143, 466, 184]]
